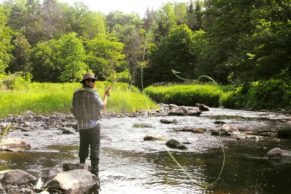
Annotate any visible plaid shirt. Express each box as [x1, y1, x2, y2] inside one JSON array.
[[72, 87, 104, 130]]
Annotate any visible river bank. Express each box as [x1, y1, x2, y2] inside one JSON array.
[[0, 105, 291, 193]]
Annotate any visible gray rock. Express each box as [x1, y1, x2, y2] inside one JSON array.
[[143, 136, 163, 141], [160, 119, 178, 124], [0, 183, 6, 194], [175, 127, 206, 134], [168, 109, 185, 116], [196, 103, 210, 111], [58, 127, 75, 134], [63, 163, 88, 171], [43, 169, 62, 180], [267, 148, 291, 159], [166, 139, 187, 150], [45, 169, 99, 193], [186, 108, 202, 116], [0, 138, 31, 152], [277, 121, 291, 139], [2, 169, 37, 184], [214, 120, 226, 125]]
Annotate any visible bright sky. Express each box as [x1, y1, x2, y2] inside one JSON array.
[[59, 0, 188, 16]]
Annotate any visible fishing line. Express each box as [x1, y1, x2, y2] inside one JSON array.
[[171, 69, 226, 189]]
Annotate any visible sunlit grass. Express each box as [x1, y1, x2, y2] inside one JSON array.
[[144, 84, 224, 107], [0, 82, 157, 118]]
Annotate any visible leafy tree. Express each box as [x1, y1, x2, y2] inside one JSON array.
[[30, 39, 60, 82], [145, 25, 204, 85], [85, 34, 125, 80], [58, 33, 88, 82], [0, 7, 13, 73], [8, 33, 31, 73]]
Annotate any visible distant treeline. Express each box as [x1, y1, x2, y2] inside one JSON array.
[[0, 0, 290, 86]]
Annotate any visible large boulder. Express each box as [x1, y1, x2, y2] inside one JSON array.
[[0, 138, 30, 152], [266, 148, 291, 159], [45, 169, 99, 193], [1, 169, 37, 184], [166, 139, 187, 150], [277, 121, 291, 139]]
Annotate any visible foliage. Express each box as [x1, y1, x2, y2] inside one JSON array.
[[58, 33, 88, 82], [85, 34, 125, 80], [8, 33, 32, 73], [0, 72, 31, 90], [221, 79, 291, 110], [0, 7, 13, 73], [0, 0, 289, 111], [145, 25, 206, 85]]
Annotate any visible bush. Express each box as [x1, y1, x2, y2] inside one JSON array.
[[0, 72, 31, 90], [221, 79, 291, 109]]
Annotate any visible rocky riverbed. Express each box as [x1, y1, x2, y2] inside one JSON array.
[[0, 105, 291, 194]]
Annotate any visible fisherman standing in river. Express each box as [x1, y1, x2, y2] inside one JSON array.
[[71, 72, 111, 176]]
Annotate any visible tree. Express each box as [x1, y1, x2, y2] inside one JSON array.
[[145, 25, 204, 85], [0, 7, 13, 73], [8, 33, 31, 73], [85, 34, 125, 80], [58, 33, 89, 82], [30, 39, 60, 82]]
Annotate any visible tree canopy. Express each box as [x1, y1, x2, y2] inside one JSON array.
[[0, 0, 289, 85]]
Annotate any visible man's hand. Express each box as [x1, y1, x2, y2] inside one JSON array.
[[104, 85, 112, 97]]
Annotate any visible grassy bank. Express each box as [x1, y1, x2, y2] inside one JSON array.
[[144, 80, 291, 110], [0, 82, 157, 118], [144, 84, 224, 107]]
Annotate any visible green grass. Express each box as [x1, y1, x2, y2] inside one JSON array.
[[0, 82, 158, 118], [144, 84, 224, 107]]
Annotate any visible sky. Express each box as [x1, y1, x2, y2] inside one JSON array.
[[59, 0, 188, 16]]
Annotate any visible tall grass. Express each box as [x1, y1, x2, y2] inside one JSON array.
[[0, 82, 157, 118], [144, 84, 224, 107]]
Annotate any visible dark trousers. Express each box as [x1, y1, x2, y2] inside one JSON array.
[[79, 124, 100, 164]]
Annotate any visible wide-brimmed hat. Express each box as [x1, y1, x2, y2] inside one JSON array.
[[80, 72, 97, 83]]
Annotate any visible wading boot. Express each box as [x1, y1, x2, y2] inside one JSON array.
[[91, 159, 99, 176]]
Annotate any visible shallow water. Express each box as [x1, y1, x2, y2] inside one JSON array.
[[1, 108, 291, 194]]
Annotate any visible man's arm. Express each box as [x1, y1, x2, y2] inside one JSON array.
[[102, 86, 111, 110]]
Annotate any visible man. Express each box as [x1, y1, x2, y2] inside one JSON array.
[[72, 72, 111, 176]]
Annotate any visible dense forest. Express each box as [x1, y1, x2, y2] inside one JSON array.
[[0, 0, 290, 87]]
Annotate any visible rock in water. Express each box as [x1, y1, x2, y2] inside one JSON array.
[[2, 169, 37, 184], [277, 121, 291, 139], [166, 139, 187, 150], [196, 103, 210, 111], [266, 148, 291, 159], [45, 169, 99, 193], [0, 138, 30, 152], [58, 127, 75, 134], [0, 183, 6, 194], [160, 119, 178, 124], [63, 163, 88, 171], [143, 136, 164, 141]]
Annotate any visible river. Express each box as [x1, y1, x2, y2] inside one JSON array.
[[1, 108, 291, 194]]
